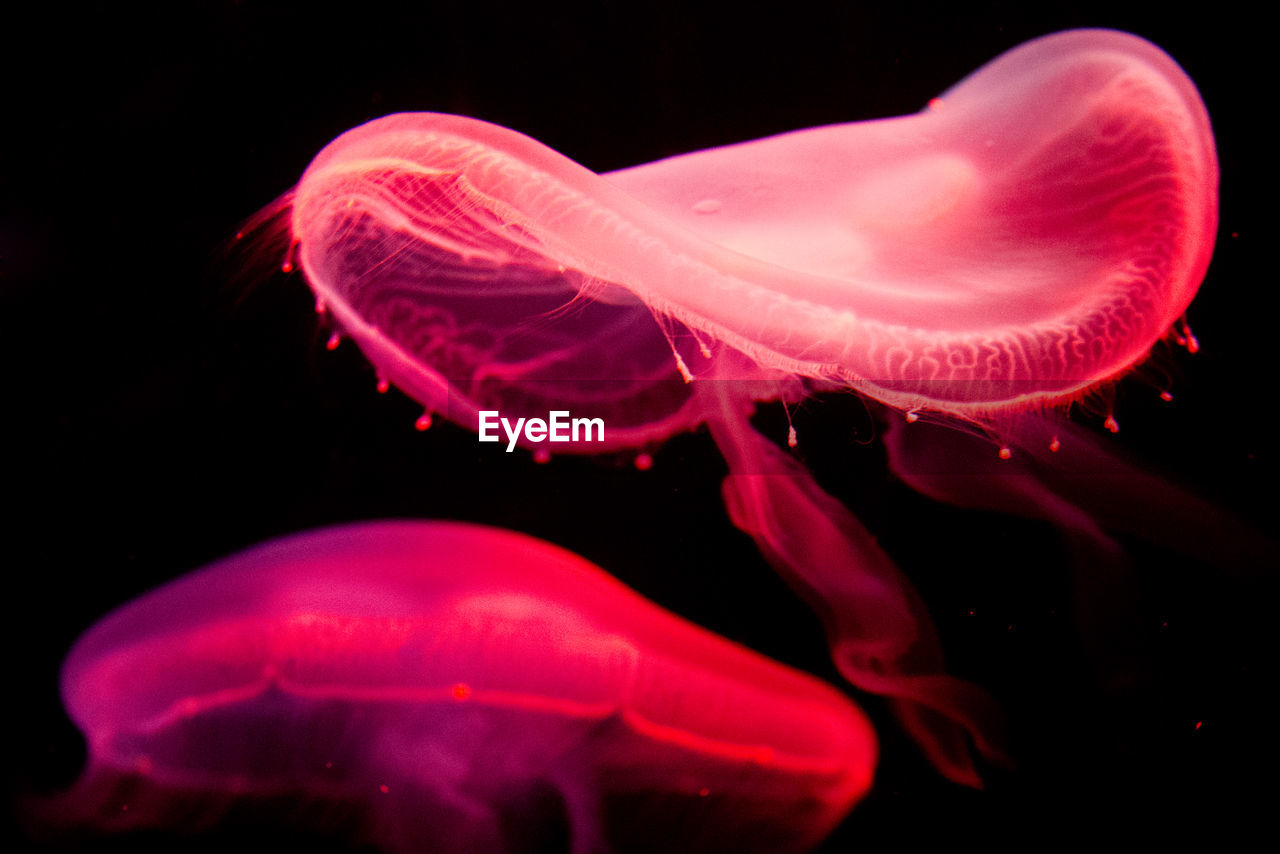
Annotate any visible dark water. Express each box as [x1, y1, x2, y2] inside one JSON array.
[[4, 1, 1273, 849]]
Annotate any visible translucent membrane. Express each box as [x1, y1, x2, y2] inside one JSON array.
[[293, 29, 1215, 430], [288, 30, 1217, 784], [882, 413, 1280, 693], [58, 521, 876, 853]]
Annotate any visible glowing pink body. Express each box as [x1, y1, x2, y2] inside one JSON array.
[[292, 29, 1216, 437], [61, 521, 876, 853]]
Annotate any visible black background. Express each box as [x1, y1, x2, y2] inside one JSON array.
[[4, 1, 1274, 850]]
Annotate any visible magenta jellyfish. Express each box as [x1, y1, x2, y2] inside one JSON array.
[[282, 29, 1218, 785], [53, 521, 876, 853]]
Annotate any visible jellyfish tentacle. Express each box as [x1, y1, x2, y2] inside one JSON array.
[[705, 384, 1007, 787], [883, 413, 1280, 698]]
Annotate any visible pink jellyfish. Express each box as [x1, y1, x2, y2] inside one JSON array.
[[53, 521, 876, 853], [284, 30, 1218, 785]]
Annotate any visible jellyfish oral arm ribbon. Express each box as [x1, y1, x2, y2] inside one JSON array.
[[707, 397, 1006, 786]]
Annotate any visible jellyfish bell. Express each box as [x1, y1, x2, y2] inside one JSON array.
[[282, 29, 1217, 786], [290, 28, 1215, 434], [52, 521, 876, 853]]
